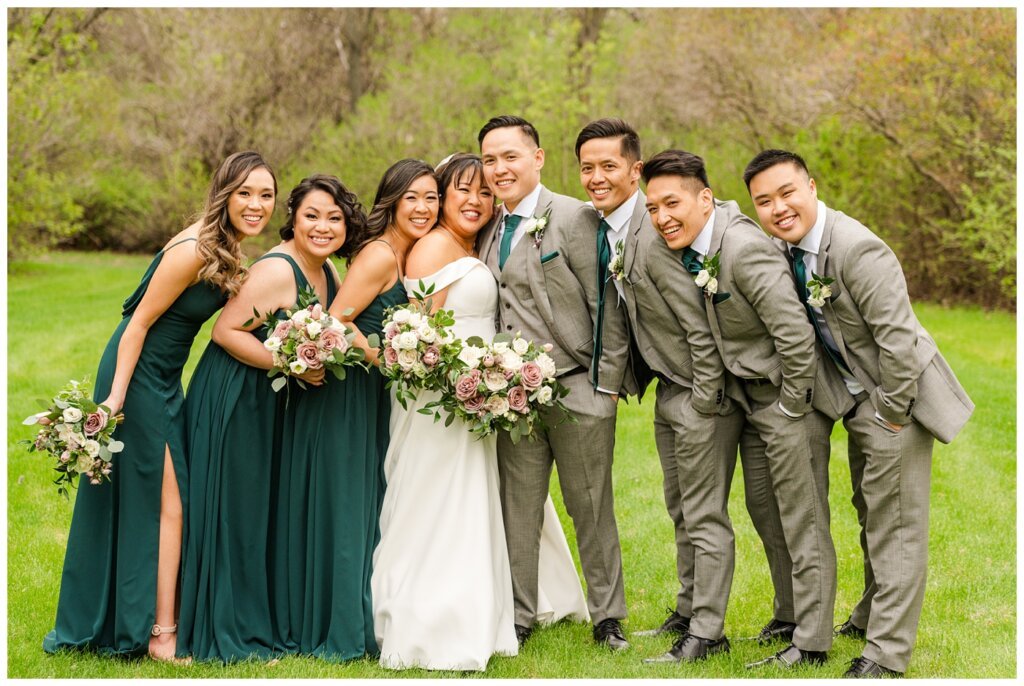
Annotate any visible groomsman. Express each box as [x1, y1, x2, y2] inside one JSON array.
[[639, 149, 839, 668], [574, 122, 743, 663], [744, 150, 975, 677], [477, 115, 631, 650]]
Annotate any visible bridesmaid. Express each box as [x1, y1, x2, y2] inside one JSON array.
[[177, 174, 360, 663], [274, 159, 437, 660], [42, 151, 276, 661]]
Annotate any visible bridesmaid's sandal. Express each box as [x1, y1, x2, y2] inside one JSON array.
[[148, 624, 192, 665]]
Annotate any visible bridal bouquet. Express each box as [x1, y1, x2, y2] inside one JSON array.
[[428, 333, 573, 443], [259, 287, 366, 391], [21, 378, 124, 498], [369, 281, 462, 409]]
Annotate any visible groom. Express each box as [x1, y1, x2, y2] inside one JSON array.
[[477, 115, 631, 650]]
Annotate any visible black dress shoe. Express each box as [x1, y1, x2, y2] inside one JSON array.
[[634, 609, 691, 637], [643, 633, 729, 663], [593, 618, 630, 650], [844, 656, 902, 678], [834, 617, 867, 639], [745, 643, 828, 669], [755, 618, 797, 644], [515, 624, 533, 647]]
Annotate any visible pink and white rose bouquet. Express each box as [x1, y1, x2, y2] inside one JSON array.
[[430, 332, 573, 443], [21, 378, 125, 498], [260, 292, 366, 391], [369, 281, 462, 409]]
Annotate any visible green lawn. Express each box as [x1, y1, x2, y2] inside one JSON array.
[[7, 252, 1016, 678]]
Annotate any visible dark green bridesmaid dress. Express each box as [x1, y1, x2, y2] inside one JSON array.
[[43, 237, 225, 656], [177, 253, 336, 663], [272, 267, 406, 661]]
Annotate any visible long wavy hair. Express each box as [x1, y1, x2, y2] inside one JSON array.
[[435, 153, 490, 228], [278, 174, 368, 259], [347, 158, 436, 264], [196, 151, 278, 296]]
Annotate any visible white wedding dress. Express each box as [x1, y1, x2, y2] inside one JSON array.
[[372, 256, 589, 671]]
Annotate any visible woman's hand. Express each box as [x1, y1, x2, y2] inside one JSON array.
[[295, 367, 326, 386], [99, 395, 124, 416]]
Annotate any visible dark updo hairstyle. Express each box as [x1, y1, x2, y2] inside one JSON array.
[[348, 158, 437, 264], [435, 153, 491, 227], [278, 173, 367, 258]]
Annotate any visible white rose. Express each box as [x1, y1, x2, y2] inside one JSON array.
[[492, 341, 510, 354], [501, 351, 523, 372], [459, 345, 486, 368], [484, 394, 510, 417], [695, 269, 710, 287], [705, 277, 718, 294], [522, 217, 538, 234], [75, 454, 94, 474], [412, 362, 428, 378], [306, 321, 322, 337], [264, 336, 282, 351], [483, 369, 509, 392], [407, 312, 424, 328], [512, 337, 529, 355], [820, 284, 833, 299], [56, 423, 75, 441], [397, 331, 420, 350], [536, 353, 557, 379], [289, 359, 308, 375], [291, 309, 311, 325], [807, 295, 826, 308], [416, 323, 437, 343], [536, 386, 553, 404], [62, 407, 83, 423], [397, 349, 419, 369], [83, 439, 101, 457], [392, 308, 411, 324]]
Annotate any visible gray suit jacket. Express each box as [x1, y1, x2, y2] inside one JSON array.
[[478, 185, 629, 391], [621, 192, 736, 415], [785, 207, 974, 443], [703, 199, 821, 417]]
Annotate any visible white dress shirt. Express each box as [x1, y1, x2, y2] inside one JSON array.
[[597, 190, 639, 302], [690, 208, 716, 261], [498, 183, 543, 253]]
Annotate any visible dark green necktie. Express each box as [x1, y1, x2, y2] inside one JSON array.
[[791, 246, 850, 373], [592, 219, 612, 387], [682, 247, 703, 275], [498, 214, 522, 270]]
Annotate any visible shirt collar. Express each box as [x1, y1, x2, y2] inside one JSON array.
[[600, 190, 640, 235], [791, 200, 827, 255], [501, 183, 542, 221], [690, 207, 716, 257]]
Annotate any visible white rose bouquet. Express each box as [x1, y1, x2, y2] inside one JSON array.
[[428, 332, 574, 443], [369, 281, 463, 409], [257, 287, 366, 392], [21, 378, 125, 498]]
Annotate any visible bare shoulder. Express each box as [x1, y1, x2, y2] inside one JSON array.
[[348, 241, 398, 283], [406, 231, 460, 279]]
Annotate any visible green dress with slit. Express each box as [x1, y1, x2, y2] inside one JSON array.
[[272, 278, 406, 661], [177, 253, 336, 663], [43, 237, 225, 657]]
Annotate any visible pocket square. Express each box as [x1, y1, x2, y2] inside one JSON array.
[[540, 251, 560, 264], [712, 291, 731, 304]]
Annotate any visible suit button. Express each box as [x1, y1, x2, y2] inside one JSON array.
[[504, 302, 510, 309], [506, 325, 512, 331], [500, 283, 506, 289], [805, 389, 813, 403]]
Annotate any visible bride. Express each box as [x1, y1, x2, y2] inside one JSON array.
[[371, 154, 588, 671]]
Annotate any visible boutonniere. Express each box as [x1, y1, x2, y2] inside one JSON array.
[[694, 250, 721, 296], [608, 240, 625, 281], [522, 208, 552, 248], [806, 273, 835, 307]]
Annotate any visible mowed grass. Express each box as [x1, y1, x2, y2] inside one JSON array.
[[7, 251, 1016, 678]]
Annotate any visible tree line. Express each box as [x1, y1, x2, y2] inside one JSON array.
[[8, 7, 1015, 308]]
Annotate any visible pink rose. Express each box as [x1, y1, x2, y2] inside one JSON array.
[[503, 368, 515, 380], [455, 370, 481, 401], [38, 416, 51, 426], [296, 341, 323, 370], [383, 346, 399, 366], [520, 362, 543, 390], [59, 450, 70, 463], [422, 346, 440, 367], [542, 343, 554, 352], [273, 320, 293, 339], [384, 322, 400, 340], [463, 393, 485, 413], [83, 409, 108, 437], [319, 327, 347, 353], [482, 353, 495, 368], [508, 385, 529, 414], [310, 303, 323, 320]]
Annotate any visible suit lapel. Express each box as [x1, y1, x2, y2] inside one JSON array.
[[624, 191, 647, 277], [818, 207, 851, 360], [479, 214, 500, 279], [704, 200, 730, 359]]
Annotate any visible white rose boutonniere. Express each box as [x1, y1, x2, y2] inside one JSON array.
[[806, 273, 835, 308], [523, 208, 553, 248], [694, 250, 721, 297], [608, 239, 625, 281]]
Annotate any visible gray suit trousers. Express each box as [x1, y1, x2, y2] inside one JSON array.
[[738, 381, 837, 651], [844, 399, 933, 672], [652, 380, 743, 639], [496, 371, 625, 627]]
